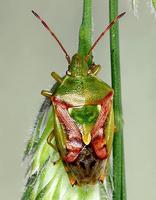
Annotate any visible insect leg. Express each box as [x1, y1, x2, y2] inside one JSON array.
[[51, 158, 61, 165], [47, 131, 61, 165], [51, 72, 63, 83], [47, 130, 58, 152], [41, 90, 53, 98]]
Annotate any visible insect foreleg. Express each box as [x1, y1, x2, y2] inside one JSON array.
[[51, 72, 63, 83]]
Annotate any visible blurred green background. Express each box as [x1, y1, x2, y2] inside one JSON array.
[[0, 0, 156, 199]]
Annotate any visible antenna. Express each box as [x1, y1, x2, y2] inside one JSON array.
[[32, 10, 70, 65], [85, 12, 126, 61]]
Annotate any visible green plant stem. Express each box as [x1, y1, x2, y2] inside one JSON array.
[[109, 1, 126, 200], [78, 0, 92, 64]]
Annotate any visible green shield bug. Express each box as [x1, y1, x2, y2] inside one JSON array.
[[31, 10, 125, 186]]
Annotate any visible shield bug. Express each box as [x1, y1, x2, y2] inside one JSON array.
[[32, 10, 125, 186]]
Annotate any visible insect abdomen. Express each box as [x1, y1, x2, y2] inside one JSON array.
[[67, 146, 104, 185]]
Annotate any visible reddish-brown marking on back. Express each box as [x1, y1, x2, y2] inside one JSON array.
[[53, 98, 83, 163], [91, 92, 113, 160], [52, 97, 72, 109], [52, 92, 113, 162]]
